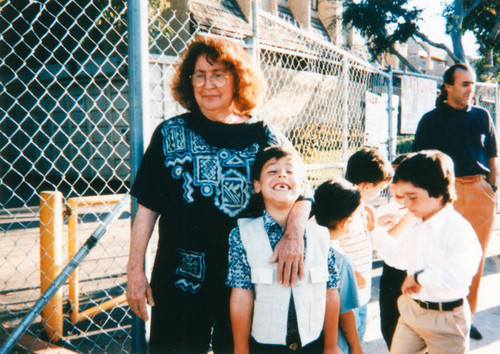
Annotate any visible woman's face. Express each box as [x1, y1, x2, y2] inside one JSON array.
[[192, 55, 235, 122]]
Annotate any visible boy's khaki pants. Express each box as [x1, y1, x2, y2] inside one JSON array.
[[454, 175, 496, 314], [390, 295, 470, 354]]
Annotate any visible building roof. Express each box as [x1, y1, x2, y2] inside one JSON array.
[[191, 0, 333, 57]]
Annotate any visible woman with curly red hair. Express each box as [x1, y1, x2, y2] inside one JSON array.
[[126, 35, 310, 353]]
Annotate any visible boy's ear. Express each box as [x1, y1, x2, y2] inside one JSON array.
[[340, 215, 354, 229], [358, 182, 372, 192], [253, 179, 262, 194]]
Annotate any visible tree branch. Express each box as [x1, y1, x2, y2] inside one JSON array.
[[482, 63, 500, 74], [464, 0, 485, 18], [391, 49, 420, 72], [413, 31, 461, 63], [488, 17, 500, 41]]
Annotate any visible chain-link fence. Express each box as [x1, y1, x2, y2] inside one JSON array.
[[1, 1, 498, 353], [0, 0, 132, 352]]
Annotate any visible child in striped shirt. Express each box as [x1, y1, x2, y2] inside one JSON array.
[[340, 147, 393, 342]]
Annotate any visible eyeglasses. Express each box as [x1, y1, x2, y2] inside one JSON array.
[[190, 72, 231, 88]]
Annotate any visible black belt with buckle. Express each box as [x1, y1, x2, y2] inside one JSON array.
[[414, 298, 463, 311], [287, 342, 299, 351]]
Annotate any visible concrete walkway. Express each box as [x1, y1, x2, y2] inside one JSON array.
[[363, 219, 500, 353]]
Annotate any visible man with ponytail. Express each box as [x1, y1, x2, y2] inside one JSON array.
[[413, 63, 498, 341]]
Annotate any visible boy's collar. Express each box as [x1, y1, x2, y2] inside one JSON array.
[[262, 210, 283, 230], [420, 204, 453, 229]]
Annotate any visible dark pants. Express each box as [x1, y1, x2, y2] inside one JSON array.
[[149, 288, 232, 353], [379, 262, 406, 350]]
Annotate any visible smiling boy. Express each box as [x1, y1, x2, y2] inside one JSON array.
[[370, 150, 481, 353], [227, 146, 341, 353]]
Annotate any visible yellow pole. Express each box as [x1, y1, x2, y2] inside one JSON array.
[[75, 294, 128, 323], [66, 194, 126, 324], [39, 191, 64, 341], [67, 199, 79, 324]]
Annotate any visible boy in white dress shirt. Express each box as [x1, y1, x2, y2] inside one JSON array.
[[370, 150, 481, 353]]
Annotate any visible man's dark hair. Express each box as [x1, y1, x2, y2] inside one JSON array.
[[345, 147, 393, 185], [436, 63, 473, 107], [393, 150, 456, 205], [314, 179, 361, 230]]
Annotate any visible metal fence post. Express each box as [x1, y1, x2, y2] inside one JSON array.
[[128, 0, 149, 352], [341, 56, 350, 164], [251, 0, 260, 64], [387, 66, 396, 161]]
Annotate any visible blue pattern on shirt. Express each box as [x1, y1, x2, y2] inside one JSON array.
[[226, 211, 340, 289]]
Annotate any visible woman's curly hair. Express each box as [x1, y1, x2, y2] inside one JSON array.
[[171, 35, 265, 116]]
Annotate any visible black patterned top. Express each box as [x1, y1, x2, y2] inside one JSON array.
[[131, 110, 281, 314]]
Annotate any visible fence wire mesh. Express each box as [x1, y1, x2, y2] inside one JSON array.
[[1, 0, 131, 352], [1, 0, 498, 353]]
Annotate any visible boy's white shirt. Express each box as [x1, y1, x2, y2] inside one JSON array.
[[371, 204, 482, 302], [375, 198, 417, 270]]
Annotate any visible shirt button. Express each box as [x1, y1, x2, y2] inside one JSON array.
[[281, 305, 286, 310], [280, 326, 284, 331]]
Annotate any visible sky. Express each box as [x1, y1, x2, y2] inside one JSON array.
[[411, 0, 479, 57]]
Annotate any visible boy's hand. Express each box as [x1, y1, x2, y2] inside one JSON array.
[[324, 345, 343, 354], [377, 213, 400, 228], [364, 205, 377, 231], [350, 345, 364, 354], [401, 275, 421, 295], [354, 271, 366, 289]]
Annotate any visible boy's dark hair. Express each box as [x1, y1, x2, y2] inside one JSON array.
[[251, 145, 303, 181], [393, 150, 456, 205], [314, 179, 361, 230], [345, 148, 393, 185], [392, 153, 412, 168]]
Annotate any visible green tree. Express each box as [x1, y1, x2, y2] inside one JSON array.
[[444, 0, 500, 80], [342, 0, 423, 71], [342, 0, 499, 76]]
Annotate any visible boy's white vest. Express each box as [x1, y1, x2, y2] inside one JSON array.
[[237, 217, 331, 346]]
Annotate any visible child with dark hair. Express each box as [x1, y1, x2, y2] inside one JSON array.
[[315, 179, 364, 354], [341, 147, 394, 341], [375, 153, 416, 350], [370, 150, 481, 353], [227, 146, 342, 353]]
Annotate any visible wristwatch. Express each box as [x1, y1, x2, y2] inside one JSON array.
[[414, 269, 424, 285]]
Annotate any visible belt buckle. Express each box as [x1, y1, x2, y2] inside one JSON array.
[[420, 300, 430, 310], [288, 342, 299, 351], [439, 302, 443, 311]]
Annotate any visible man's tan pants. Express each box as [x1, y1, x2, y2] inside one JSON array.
[[454, 175, 496, 314], [390, 295, 471, 354]]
